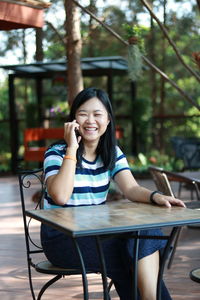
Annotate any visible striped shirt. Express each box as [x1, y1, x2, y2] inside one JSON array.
[[43, 144, 130, 209]]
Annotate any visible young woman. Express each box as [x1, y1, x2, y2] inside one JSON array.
[[41, 87, 185, 300]]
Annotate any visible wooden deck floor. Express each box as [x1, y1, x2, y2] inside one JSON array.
[[0, 176, 199, 300]]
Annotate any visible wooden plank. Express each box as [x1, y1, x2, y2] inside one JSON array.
[[0, 0, 44, 29]]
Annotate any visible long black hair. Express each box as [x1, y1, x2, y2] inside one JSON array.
[[69, 87, 117, 170]]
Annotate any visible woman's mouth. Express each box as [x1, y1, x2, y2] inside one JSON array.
[[84, 127, 97, 132]]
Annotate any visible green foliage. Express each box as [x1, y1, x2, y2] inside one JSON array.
[[122, 24, 148, 80], [0, 152, 11, 172], [25, 103, 38, 128], [44, 42, 65, 60], [0, 81, 9, 120], [49, 101, 70, 126], [127, 149, 178, 174], [122, 23, 147, 53], [0, 1, 199, 173]]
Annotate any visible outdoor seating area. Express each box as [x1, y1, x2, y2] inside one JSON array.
[[0, 1, 200, 299], [149, 165, 200, 270], [1, 174, 200, 300]]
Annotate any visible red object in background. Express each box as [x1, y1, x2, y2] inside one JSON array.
[[24, 128, 64, 162], [24, 126, 124, 162], [115, 126, 124, 139]]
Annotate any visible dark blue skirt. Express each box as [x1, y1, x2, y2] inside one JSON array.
[[41, 224, 172, 300]]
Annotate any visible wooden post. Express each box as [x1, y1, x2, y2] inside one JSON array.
[[8, 74, 19, 173]]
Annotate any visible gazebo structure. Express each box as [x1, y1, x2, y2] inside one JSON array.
[[0, 0, 50, 30], [2, 56, 137, 172]]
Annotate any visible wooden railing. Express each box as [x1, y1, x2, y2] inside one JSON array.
[[24, 128, 64, 162], [24, 126, 124, 162]]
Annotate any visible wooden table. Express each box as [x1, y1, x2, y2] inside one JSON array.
[[26, 202, 200, 300]]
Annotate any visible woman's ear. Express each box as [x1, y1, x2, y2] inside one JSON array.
[[107, 113, 111, 126]]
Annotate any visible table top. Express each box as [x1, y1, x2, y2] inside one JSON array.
[[25, 201, 200, 237]]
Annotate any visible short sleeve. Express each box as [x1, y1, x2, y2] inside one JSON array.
[[44, 144, 65, 182], [110, 146, 130, 178]]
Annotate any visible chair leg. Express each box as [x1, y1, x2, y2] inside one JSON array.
[[191, 188, 194, 200], [194, 182, 200, 200], [37, 275, 62, 300], [95, 236, 111, 300], [107, 279, 113, 300], [178, 182, 182, 198], [158, 227, 179, 299], [107, 279, 113, 293], [167, 227, 182, 269], [27, 264, 36, 300]]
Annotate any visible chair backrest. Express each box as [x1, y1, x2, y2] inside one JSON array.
[[24, 128, 64, 162], [18, 168, 45, 257], [171, 136, 200, 170], [149, 166, 175, 197], [43, 127, 64, 140], [180, 143, 200, 170], [24, 128, 45, 145]]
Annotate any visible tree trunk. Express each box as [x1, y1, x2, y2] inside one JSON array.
[[22, 30, 28, 110], [159, 0, 167, 151], [148, 1, 158, 149], [35, 28, 44, 61], [65, 0, 83, 105], [87, 0, 97, 57], [197, 0, 200, 11]]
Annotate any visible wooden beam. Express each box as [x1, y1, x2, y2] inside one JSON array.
[[3, 0, 51, 9], [0, 0, 45, 30]]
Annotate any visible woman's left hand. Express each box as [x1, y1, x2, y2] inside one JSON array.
[[152, 193, 186, 208]]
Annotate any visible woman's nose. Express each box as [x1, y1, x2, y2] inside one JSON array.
[[86, 114, 94, 122]]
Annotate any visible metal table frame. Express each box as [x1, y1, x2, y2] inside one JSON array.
[[26, 202, 200, 300]]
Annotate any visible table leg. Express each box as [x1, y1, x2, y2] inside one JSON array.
[[95, 236, 111, 300], [157, 226, 179, 300], [132, 230, 140, 300], [73, 238, 89, 300]]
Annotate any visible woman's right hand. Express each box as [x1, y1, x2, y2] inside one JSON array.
[[64, 120, 81, 149]]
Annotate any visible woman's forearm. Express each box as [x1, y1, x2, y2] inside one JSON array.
[[124, 185, 153, 204], [124, 184, 185, 208], [47, 147, 77, 205]]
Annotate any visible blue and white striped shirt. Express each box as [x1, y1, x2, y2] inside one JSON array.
[[43, 144, 130, 209]]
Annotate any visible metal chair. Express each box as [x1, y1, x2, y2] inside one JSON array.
[[149, 166, 200, 269], [162, 168, 200, 200], [171, 136, 200, 171], [18, 168, 112, 300]]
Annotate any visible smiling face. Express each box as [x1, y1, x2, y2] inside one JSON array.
[[75, 97, 110, 145]]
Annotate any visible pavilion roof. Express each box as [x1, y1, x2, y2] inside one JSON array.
[[1, 56, 128, 78]]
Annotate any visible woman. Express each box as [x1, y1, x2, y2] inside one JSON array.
[[41, 87, 185, 300]]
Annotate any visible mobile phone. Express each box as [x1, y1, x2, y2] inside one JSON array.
[[75, 128, 80, 139]]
